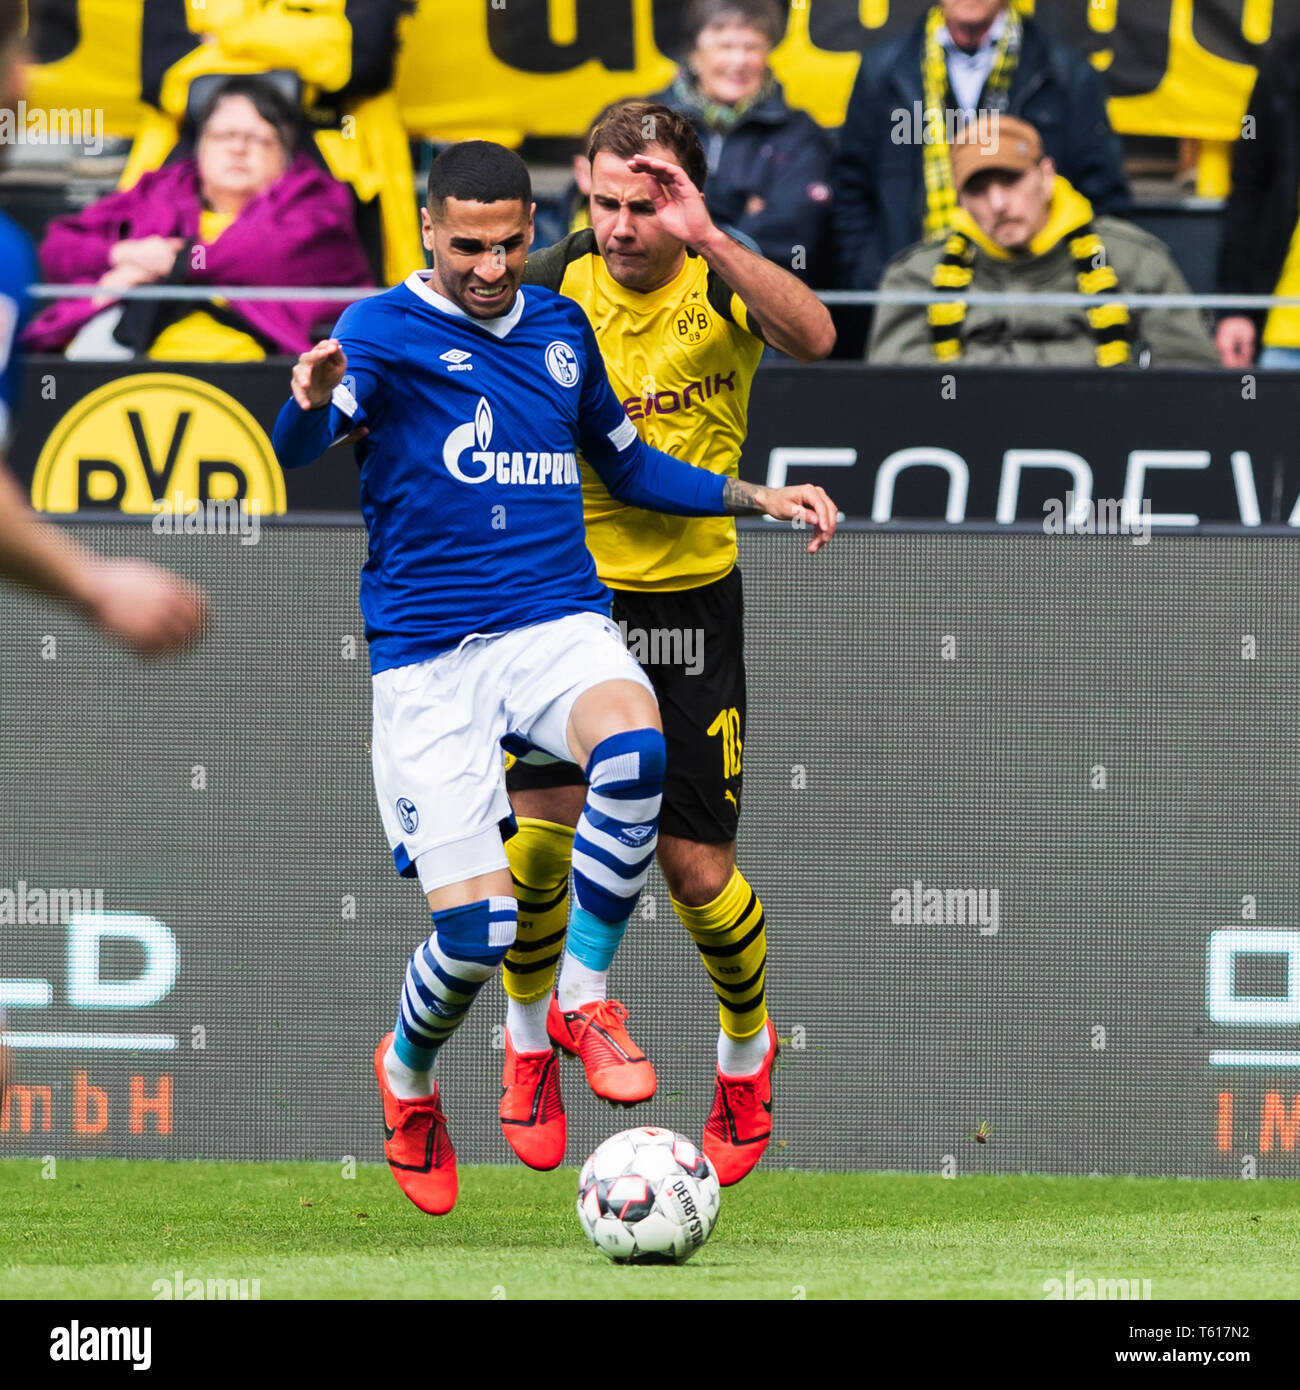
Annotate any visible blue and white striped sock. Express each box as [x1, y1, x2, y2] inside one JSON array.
[[559, 729, 665, 1009], [386, 895, 516, 1098]]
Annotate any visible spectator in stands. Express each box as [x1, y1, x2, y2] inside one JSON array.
[[22, 77, 372, 360], [868, 116, 1216, 368], [124, 0, 418, 283], [645, 0, 834, 284], [834, 0, 1129, 292], [1216, 27, 1300, 369]]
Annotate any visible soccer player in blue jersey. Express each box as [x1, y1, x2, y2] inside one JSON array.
[[273, 140, 835, 1214]]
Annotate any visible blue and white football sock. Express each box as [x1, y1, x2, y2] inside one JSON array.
[[558, 728, 665, 1008], [386, 895, 516, 1098]]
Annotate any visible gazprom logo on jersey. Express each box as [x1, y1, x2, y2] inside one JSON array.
[[442, 397, 579, 487]]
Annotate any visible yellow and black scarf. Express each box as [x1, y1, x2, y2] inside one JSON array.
[[921, 3, 1022, 242], [927, 185, 1134, 367]]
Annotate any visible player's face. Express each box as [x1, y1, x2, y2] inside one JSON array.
[[423, 198, 533, 318], [959, 159, 1053, 251], [589, 146, 686, 293]]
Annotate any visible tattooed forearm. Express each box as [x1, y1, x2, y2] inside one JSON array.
[[722, 477, 767, 515]]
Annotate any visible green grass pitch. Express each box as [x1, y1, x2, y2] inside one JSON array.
[[3, 1159, 1299, 1300]]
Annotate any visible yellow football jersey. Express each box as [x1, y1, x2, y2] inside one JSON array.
[[524, 229, 765, 592]]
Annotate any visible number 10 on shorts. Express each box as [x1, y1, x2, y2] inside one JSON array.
[[707, 706, 743, 779]]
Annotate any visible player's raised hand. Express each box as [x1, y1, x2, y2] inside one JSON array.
[[291, 339, 348, 410], [84, 559, 208, 656], [625, 154, 715, 250], [761, 484, 838, 554]]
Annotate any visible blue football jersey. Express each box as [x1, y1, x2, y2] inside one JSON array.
[[0, 211, 36, 452], [273, 272, 727, 673]]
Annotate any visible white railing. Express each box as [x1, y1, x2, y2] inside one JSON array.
[[25, 284, 1300, 311]]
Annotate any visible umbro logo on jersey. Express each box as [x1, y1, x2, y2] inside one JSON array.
[[619, 824, 655, 845], [439, 348, 474, 372]]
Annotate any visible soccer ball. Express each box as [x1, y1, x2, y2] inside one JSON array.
[[577, 1127, 721, 1264]]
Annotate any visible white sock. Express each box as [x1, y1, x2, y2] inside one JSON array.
[[557, 952, 607, 1011], [506, 995, 552, 1053], [383, 1040, 437, 1100], [718, 1026, 770, 1077]]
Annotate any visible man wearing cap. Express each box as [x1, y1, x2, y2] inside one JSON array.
[[867, 115, 1217, 367], [834, 0, 1129, 294]]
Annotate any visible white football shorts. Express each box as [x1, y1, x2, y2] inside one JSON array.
[[371, 611, 653, 892]]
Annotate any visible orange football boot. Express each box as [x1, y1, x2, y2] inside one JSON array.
[[702, 1018, 779, 1185], [499, 1035, 566, 1170], [373, 1033, 458, 1214], [547, 997, 656, 1105]]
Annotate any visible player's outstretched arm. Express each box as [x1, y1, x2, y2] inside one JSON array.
[[588, 429, 837, 555], [627, 153, 835, 362], [273, 338, 368, 470], [576, 315, 836, 552], [0, 462, 207, 656]]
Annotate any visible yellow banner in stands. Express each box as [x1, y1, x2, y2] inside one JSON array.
[[24, 0, 149, 133], [20, 0, 1279, 144]]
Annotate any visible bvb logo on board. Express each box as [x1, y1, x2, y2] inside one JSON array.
[[31, 373, 286, 514], [671, 301, 712, 347]]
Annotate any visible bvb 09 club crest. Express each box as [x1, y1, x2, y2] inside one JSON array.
[[671, 300, 712, 346]]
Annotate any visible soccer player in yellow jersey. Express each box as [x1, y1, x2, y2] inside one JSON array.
[[498, 101, 837, 1185]]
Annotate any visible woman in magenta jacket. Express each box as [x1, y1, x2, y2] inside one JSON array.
[[23, 75, 373, 359]]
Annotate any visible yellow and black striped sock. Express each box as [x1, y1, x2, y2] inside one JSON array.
[[672, 868, 768, 1041], [503, 818, 574, 1005]]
